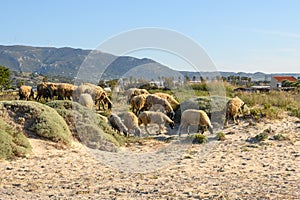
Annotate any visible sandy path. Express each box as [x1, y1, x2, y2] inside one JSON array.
[[0, 115, 299, 199]]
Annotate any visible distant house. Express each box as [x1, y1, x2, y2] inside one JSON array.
[[270, 76, 297, 88]]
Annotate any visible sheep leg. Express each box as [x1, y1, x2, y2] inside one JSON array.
[[198, 125, 205, 134], [233, 116, 239, 125], [178, 123, 187, 136], [144, 124, 150, 134]]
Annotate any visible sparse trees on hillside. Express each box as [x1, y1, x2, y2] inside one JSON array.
[[0, 66, 11, 91]]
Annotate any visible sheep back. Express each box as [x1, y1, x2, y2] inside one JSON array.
[[78, 93, 94, 109], [19, 85, 34, 100]]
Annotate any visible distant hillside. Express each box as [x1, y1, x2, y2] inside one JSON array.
[[1, 45, 298, 82], [180, 71, 299, 82], [0, 45, 180, 81]]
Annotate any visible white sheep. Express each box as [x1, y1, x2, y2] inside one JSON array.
[[108, 113, 128, 137], [138, 111, 174, 134], [143, 94, 175, 120], [123, 111, 141, 137], [224, 96, 247, 128], [78, 93, 94, 109], [178, 109, 213, 136]]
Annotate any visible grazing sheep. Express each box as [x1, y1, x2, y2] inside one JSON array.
[[178, 109, 213, 136], [127, 88, 149, 103], [46, 82, 59, 99], [57, 83, 76, 100], [123, 111, 141, 137], [78, 93, 94, 109], [138, 111, 174, 134], [74, 83, 112, 110], [36, 82, 51, 101], [143, 94, 175, 120], [149, 104, 165, 112], [130, 94, 148, 115], [224, 96, 247, 128], [154, 92, 180, 109], [19, 85, 34, 100], [108, 113, 128, 137]]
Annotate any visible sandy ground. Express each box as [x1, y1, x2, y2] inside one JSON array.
[[0, 115, 300, 199]]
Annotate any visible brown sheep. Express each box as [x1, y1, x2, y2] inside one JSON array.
[[130, 93, 148, 115], [143, 94, 175, 120], [46, 82, 59, 100], [36, 82, 51, 101], [154, 92, 180, 110], [19, 85, 34, 100], [127, 88, 149, 103], [138, 111, 174, 134], [178, 109, 213, 136], [224, 96, 247, 128], [74, 83, 112, 110], [57, 83, 76, 100]]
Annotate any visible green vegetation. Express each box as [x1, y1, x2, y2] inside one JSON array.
[[0, 117, 32, 159], [0, 101, 72, 146], [192, 134, 208, 144], [0, 66, 11, 91], [254, 132, 268, 142], [273, 134, 290, 141], [238, 91, 300, 119], [216, 132, 226, 141], [46, 100, 126, 151]]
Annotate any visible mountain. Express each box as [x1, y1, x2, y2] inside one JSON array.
[[0, 45, 180, 82], [0, 45, 298, 82]]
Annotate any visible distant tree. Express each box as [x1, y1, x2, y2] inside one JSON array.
[[192, 75, 196, 82], [221, 76, 227, 82], [98, 80, 107, 88], [0, 65, 11, 91], [107, 79, 119, 90], [184, 75, 190, 83], [17, 80, 25, 88], [200, 76, 206, 83]]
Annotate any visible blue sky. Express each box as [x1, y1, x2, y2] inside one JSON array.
[[1, 0, 300, 73]]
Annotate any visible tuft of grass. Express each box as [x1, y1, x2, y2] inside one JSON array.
[[192, 134, 208, 144], [273, 134, 289, 141], [216, 132, 226, 141], [255, 132, 268, 142]]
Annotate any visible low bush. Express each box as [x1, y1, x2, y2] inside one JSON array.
[[0, 101, 71, 146], [192, 134, 208, 144], [216, 132, 226, 141], [46, 100, 125, 152], [0, 117, 32, 159]]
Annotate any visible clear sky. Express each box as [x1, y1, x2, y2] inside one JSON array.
[[1, 0, 300, 73]]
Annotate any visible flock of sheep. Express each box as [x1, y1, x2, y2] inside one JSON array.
[[18, 82, 247, 138]]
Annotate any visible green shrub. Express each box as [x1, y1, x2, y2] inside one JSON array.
[[0, 117, 32, 159], [46, 100, 125, 152], [192, 134, 208, 144], [273, 134, 289, 141], [255, 133, 268, 142], [216, 132, 226, 141], [0, 101, 72, 146]]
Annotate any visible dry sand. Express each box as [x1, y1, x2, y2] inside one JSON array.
[[0, 114, 300, 199]]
